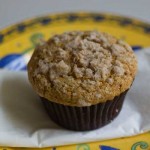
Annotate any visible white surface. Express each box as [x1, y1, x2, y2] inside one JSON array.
[[0, 0, 150, 29], [0, 49, 150, 147]]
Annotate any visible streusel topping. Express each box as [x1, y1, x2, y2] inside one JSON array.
[[28, 31, 137, 106]]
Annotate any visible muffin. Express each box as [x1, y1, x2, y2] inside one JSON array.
[[27, 31, 137, 131]]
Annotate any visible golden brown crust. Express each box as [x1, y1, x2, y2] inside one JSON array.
[[28, 31, 137, 106]]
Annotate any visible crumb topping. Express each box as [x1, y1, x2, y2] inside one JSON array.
[[28, 31, 137, 106]]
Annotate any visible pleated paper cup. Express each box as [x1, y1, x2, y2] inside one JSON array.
[[40, 90, 128, 131]]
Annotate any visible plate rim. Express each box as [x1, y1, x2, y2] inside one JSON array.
[[0, 12, 150, 44]]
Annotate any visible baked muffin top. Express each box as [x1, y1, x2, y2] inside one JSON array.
[[28, 31, 137, 106]]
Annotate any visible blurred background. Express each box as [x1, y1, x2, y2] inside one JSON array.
[[0, 0, 150, 29]]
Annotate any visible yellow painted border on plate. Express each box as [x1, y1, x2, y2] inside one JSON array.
[[0, 12, 150, 58]]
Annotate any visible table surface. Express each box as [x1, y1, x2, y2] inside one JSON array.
[[0, 0, 150, 29]]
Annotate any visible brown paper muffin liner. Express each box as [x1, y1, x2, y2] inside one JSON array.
[[40, 90, 128, 131]]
